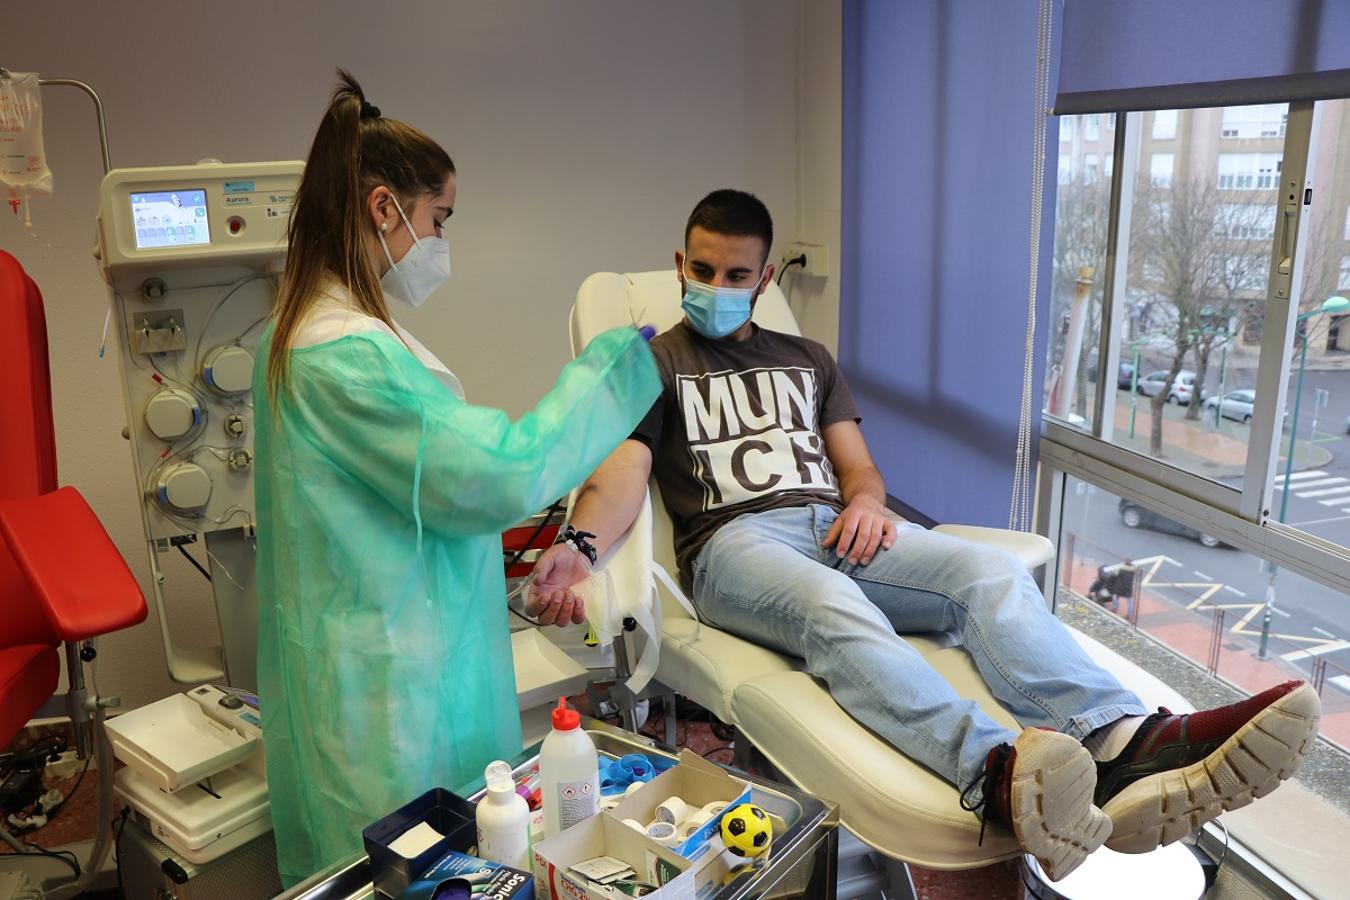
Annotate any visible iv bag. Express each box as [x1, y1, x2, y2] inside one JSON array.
[[0, 71, 53, 200]]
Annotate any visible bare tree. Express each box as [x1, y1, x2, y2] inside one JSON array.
[[1129, 176, 1238, 455], [1182, 201, 1272, 420], [1229, 204, 1346, 364]]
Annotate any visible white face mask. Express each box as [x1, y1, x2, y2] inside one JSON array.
[[377, 193, 451, 310]]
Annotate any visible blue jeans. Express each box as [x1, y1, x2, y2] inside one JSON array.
[[690, 504, 1147, 795]]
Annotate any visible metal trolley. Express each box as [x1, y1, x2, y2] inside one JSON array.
[[277, 720, 840, 900]]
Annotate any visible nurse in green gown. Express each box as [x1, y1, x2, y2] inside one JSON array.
[[252, 71, 660, 886]]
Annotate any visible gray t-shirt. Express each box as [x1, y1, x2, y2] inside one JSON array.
[[632, 320, 861, 582]]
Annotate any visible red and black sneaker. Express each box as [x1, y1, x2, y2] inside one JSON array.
[[960, 728, 1111, 881], [1094, 680, 1321, 853]]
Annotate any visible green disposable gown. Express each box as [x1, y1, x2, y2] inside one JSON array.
[[252, 324, 660, 886]]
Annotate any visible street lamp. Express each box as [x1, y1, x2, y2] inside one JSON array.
[[1277, 295, 1350, 525], [1259, 294, 1350, 659]]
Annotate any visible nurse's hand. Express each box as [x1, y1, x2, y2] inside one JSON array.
[[525, 543, 590, 627]]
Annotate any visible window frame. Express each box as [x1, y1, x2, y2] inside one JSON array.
[[1041, 101, 1350, 601]]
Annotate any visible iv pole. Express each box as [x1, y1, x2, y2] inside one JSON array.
[[0, 69, 111, 175]]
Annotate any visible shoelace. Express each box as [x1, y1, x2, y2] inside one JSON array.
[[958, 743, 1012, 846]]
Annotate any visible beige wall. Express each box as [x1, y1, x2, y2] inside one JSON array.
[[4, 0, 842, 710]]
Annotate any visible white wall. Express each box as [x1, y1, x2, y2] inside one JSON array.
[[4, 0, 841, 710]]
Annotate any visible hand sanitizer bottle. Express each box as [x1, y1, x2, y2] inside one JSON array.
[[477, 761, 531, 870], [539, 697, 599, 838]]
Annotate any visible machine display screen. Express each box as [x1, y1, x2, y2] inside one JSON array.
[[131, 189, 211, 250]]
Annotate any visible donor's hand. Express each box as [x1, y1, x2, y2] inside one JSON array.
[[525, 542, 591, 626]]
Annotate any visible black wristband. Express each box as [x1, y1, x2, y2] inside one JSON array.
[[556, 524, 598, 565]]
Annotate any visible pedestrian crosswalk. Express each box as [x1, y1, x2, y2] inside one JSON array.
[[1274, 471, 1350, 513]]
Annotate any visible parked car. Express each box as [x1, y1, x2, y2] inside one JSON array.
[[1136, 370, 1206, 404], [1086, 360, 1136, 390], [1116, 361, 1136, 390], [1118, 499, 1228, 548], [1202, 389, 1256, 423], [1201, 390, 1288, 426]]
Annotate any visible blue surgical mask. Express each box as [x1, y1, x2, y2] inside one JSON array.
[[378, 193, 451, 310], [680, 266, 763, 339]]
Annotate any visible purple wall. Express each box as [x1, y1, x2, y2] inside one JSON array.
[[840, 0, 1059, 526]]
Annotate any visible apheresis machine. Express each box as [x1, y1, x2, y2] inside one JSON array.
[[95, 161, 301, 890], [96, 160, 302, 690]]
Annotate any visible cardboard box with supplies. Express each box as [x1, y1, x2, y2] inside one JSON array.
[[532, 750, 751, 900], [609, 750, 751, 860], [532, 813, 710, 900]]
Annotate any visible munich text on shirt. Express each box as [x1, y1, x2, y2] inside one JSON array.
[[677, 367, 838, 510]]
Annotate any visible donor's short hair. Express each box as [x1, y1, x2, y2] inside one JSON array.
[[685, 189, 773, 255]]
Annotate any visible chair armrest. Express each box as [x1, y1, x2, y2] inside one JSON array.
[[0, 486, 147, 641], [931, 523, 1055, 569]]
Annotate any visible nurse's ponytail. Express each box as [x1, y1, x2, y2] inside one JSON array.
[[269, 69, 454, 394]]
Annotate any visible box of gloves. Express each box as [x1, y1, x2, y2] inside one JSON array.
[[608, 749, 752, 860], [399, 848, 534, 900]]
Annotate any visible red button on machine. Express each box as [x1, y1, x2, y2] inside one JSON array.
[[227, 216, 245, 235]]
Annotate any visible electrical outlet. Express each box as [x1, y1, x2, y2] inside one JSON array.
[[782, 241, 830, 281]]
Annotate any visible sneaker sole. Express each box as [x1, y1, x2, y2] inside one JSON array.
[[1102, 682, 1321, 853], [1010, 729, 1113, 881]]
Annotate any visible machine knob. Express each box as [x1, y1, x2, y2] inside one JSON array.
[[224, 414, 247, 437], [227, 448, 253, 471], [142, 278, 168, 300], [144, 389, 202, 441], [201, 345, 254, 396], [154, 462, 213, 513], [218, 694, 244, 710]]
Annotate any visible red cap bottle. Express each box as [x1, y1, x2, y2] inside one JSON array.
[[552, 696, 580, 730]]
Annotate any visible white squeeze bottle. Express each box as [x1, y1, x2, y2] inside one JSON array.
[[540, 697, 599, 838], [476, 761, 531, 870]]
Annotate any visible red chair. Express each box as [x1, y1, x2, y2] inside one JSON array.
[[0, 249, 147, 843]]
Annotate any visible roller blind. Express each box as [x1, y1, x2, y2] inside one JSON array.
[[1055, 0, 1350, 114]]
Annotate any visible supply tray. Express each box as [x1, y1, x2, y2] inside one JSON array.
[[278, 718, 839, 900]]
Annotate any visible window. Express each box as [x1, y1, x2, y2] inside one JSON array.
[[1217, 152, 1283, 190], [1344, 205, 1350, 241], [1085, 114, 1100, 141], [1105, 153, 1114, 178], [1060, 118, 1073, 142], [1152, 109, 1178, 140], [1217, 202, 1277, 240], [1340, 255, 1350, 289], [1084, 155, 1100, 184], [1149, 153, 1174, 186], [1220, 103, 1289, 139], [1058, 153, 1072, 184]]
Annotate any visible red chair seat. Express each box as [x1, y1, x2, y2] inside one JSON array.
[[0, 644, 59, 748]]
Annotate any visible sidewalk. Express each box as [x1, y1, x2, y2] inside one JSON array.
[[1106, 398, 1332, 479]]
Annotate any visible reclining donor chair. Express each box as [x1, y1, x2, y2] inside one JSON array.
[[1, 250, 149, 895], [570, 270, 1190, 876]]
